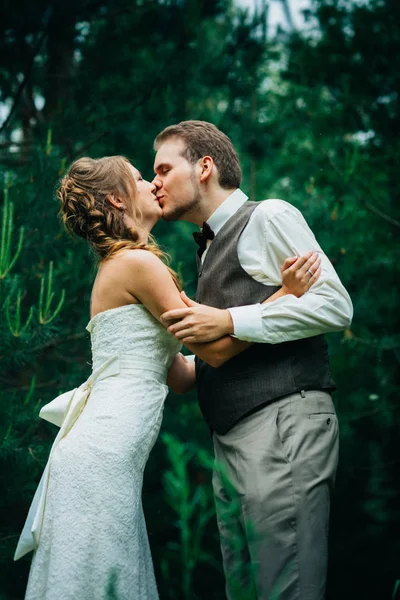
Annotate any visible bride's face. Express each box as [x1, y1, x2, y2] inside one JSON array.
[[130, 166, 161, 229]]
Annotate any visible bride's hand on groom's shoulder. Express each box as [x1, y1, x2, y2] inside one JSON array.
[[280, 251, 321, 298], [160, 292, 234, 344]]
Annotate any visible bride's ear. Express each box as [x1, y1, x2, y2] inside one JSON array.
[[106, 194, 125, 211]]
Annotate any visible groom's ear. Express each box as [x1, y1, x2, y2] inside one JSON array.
[[199, 156, 214, 183]]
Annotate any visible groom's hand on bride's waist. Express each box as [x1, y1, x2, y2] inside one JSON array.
[[160, 292, 234, 343]]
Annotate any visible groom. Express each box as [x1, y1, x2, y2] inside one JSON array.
[[152, 121, 352, 600]]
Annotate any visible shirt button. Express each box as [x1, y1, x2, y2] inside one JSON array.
[[326, 418, 331, 426]]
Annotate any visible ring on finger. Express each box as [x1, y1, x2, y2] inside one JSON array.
[[308, 269, 313, 276]]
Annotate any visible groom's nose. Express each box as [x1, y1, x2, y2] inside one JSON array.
[[151, 175, 162, 191]]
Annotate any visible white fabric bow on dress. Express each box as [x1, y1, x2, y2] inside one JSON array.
[[14, 356, 120, 561]]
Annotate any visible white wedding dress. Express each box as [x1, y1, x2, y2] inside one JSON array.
[[16, 304, 180, 600]]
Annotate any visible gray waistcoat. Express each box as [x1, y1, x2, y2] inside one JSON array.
[[195, 201, 336, 435]]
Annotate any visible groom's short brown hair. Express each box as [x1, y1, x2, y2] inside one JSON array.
[[154, 120, 242, 190]]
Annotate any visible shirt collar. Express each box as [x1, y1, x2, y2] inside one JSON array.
[[207, 189, 248, 235]]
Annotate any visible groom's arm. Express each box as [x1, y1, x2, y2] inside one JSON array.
[[163, 253, 319, 343], [161, 200, 353, 344], [228, 201, 353, 344]]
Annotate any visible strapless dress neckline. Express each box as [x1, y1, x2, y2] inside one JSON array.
[[86, 303, 146, 330]]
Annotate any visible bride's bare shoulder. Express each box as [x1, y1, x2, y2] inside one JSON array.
[[106, 249, 170, 288], [110, 249, 179, 307], [112, 248, 166, 270]]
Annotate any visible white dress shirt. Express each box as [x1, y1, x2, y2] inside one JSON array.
[[201, 189, 353, 344]]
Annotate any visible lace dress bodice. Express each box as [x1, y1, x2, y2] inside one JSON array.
[[87, 303, 181, 371]]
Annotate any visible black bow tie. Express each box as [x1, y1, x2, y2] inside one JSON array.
[[192, 221, 215, 257]]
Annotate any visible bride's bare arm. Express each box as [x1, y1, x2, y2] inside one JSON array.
[[122, 250, 251, 369]]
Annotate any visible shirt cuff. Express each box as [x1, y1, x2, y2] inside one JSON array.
[[227, 304, 263, 341], [184, 354, 196, 364]]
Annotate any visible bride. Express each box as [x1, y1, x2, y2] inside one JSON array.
[[15, 155, 320, 599]]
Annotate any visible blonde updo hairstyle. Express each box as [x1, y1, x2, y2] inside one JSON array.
[[57, 156, 180, 288]]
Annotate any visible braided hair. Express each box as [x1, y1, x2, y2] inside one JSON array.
[[57, 156, 181, 289]]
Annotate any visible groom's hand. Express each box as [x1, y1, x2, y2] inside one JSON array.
[[160, 292, 234, 343]]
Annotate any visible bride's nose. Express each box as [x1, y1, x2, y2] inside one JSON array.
[[148, 180, 156, 193]]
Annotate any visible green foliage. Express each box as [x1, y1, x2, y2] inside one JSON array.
[[38, 262, 65, 325], [0, 183, 24, 280], [0, 1, 399, 598], [393, 580, 400, 600], [160, 434, 217, 599]]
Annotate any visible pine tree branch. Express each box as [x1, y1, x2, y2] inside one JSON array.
[[347, 404, 400, 424], [30, 331, 88, 354], [363, 200, 400, 229], [0, 11, 52, 136], [321, 147, 400, 229], [68, 54, 178, 158], [0, 140, 32, 148], [346, 331, 400, 350], [0, 332, 88, 362], [0, 378, 59, 391], [346, 457, 400, 474], [279, 0, 296, 31]]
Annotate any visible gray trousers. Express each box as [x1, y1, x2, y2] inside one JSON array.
[[212, 390, 339, 600]]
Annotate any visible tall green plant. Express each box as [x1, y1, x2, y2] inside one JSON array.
[[0, 183, 24, 281], [160, 433, 217, 599]]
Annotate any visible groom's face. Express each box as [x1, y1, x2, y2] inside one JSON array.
[[152, 138, 201, 222]]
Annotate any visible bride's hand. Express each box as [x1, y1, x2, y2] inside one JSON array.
[[166, 353, 196, 394], [280, 251, 321, 298]]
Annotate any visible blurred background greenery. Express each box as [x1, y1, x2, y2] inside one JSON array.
[[0, 0, 399, 598]]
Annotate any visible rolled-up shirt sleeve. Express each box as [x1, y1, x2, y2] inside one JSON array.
[[227, 200, 353, 344]]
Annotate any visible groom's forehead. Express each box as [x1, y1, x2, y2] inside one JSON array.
[[153, 139, 187, 171]]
